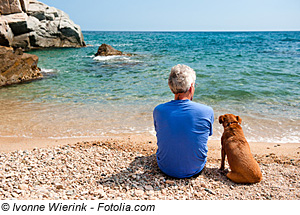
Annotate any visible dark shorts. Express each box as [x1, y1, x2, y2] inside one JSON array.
[[190, 166, 206, 178], [160, 166, 206, 179]]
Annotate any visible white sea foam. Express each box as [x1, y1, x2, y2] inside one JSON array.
[[115, 43, 134, 47], [93, 55, 126, 61], [41, 68, 56, 73], [92, 43, 133, 47], [148, 127, 156, 136], [47, 134, 106, 140], [0, 134, 18, 138], [93, 55, 141, 63]]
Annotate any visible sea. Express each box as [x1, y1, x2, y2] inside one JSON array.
[[0, 31, 299, 143]]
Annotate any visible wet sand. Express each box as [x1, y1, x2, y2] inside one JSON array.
[[0, 134, 299, 162]]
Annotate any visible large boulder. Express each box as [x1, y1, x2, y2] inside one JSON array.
[[0, 45, 42, 86], [0, 0, 85, 50], [95, 44, 131, 56]]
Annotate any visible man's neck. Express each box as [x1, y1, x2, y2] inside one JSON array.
[[174, 93, 192, 101]]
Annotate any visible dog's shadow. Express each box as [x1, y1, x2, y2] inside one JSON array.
[[97, 154, 247, 192], [203, 165, 257, 188]]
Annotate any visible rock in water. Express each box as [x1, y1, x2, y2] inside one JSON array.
[[0, 45, 42, 87], [0, 0, 85, 50], [95, 44, 131, 56]]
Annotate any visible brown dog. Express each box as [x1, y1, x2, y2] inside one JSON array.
[[219, 114, 262, 183]]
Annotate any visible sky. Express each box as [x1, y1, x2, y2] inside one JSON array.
[[40, 0, 300, 31]]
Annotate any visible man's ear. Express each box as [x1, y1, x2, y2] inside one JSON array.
[[236, 116, 242, 124], [188, 84, 193, 93], [219, 115, 224, 124]]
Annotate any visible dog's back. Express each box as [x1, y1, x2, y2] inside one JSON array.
[[219, 114, 262, 183]]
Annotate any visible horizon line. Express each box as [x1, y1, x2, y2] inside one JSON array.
[[81, 29, 300, 32]]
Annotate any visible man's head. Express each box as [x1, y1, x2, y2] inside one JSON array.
[[168, 64, 196, 94]]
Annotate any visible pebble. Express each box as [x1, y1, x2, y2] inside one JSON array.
[[200, 183, 207, 188], [0, 140, 299, 200], [14, 189, 23, 194], [55, 184, 64, 190], [66, 190, 74, 196], [165, 180, 175, 185], [18, 184, 28, 190], [11, 192, 19, 198], [205, 188, 216, 195], [80, 190, 89, 195], [134, 189, 144, 196], [144, 185, 153, 191], [97, 190, 107, 198]]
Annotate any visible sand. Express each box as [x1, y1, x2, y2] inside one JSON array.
[[0, 134, 299, 161]]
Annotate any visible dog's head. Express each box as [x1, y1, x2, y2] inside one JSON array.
[[219, 114, 242, 128]]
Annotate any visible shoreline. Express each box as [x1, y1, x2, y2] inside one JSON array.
[[0, 134, 299, 161]]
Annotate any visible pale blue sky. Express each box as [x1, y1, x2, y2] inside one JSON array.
[[41, 0, 300, 31]]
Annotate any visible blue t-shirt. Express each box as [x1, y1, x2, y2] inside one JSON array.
[[153, 99, 214, 178]]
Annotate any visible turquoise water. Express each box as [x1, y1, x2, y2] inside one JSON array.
[[0, 31, 299, 142]]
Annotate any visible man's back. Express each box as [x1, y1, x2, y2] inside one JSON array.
[[153, 99, 214, 178]]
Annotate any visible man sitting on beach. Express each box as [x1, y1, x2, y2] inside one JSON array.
[[153, 64, 214, 178]]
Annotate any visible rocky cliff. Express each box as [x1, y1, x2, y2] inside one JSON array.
[[0, 0, 85, 50]]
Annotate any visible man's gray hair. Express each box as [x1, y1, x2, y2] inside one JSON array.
[[168, 64, 196, 94]]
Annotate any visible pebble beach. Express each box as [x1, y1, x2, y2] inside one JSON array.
[[0, 136, 299, 200]]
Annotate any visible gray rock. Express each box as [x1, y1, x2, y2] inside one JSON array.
[[0, 0, 85, 49]]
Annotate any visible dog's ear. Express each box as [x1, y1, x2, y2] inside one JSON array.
[[219, 115, 224, 124], [236, 116, 242, 124]]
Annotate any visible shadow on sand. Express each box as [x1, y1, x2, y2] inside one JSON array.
[[96, 154, 246, 194]]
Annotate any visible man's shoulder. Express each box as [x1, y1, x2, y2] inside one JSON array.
[[190, 101, 213, 112], [154, 103, 165, 112], [154, 100, 213, 112], [189, 102, 214, 122], [154, 101, 173, 111]]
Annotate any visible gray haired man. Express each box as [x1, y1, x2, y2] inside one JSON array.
[[153, 64, 214, 178]]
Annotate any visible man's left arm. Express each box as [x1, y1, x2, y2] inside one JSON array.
[[209, 109, 214, 136]]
